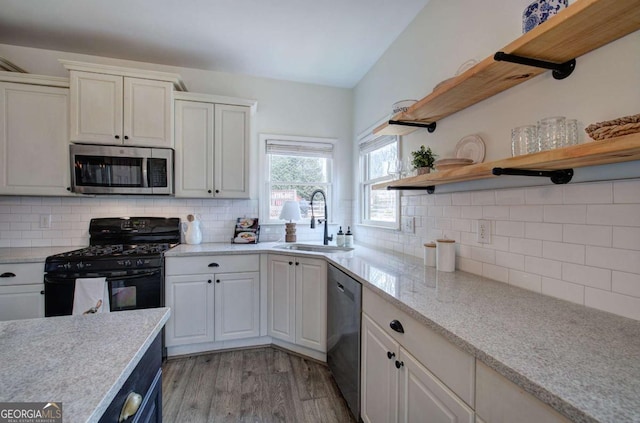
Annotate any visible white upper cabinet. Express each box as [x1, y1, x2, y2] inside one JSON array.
[[70, 71, 173, 148], [174, 98, 251, 198], [0, 80, 72, 196]]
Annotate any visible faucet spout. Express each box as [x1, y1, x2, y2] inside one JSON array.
[[309, 189, 333, 245]]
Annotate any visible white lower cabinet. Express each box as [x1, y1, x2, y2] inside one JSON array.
[[0, 263, 45, 321], [267, 254, 327, 354], [164, 255, 260, 353], [361, 314, 473, 423], [362, 288, 474, 423], [475, 361, 570, 423]]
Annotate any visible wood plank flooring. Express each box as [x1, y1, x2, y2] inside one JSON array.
[[162, 347, 357, 423]]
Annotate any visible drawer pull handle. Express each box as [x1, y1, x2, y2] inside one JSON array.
[[0, 272, 16, 278], [208, 263, 220, 267], [387, 351, 395, 360], [119, 391, 142, 422], [389, 319, 405, 333], [395, 360, 404, 369]]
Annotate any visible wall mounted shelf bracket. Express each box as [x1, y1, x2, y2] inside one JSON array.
[[494, 51, 576, 80], [492, 167, 574, 184], [388, 120, 437, 133], [387, 185, 436, 194]]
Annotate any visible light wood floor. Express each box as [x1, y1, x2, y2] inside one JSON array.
[[162, 347, 357, 423]]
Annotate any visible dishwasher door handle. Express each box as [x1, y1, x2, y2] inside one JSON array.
[[336, 282, 345, 292]]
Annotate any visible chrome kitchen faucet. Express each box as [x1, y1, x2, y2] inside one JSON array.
[[309, 189, 333, 245]]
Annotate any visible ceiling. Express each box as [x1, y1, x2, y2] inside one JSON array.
[[0, 0, 429, 88]]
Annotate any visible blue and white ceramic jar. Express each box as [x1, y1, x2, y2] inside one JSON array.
[[522, 0, 568, 33]]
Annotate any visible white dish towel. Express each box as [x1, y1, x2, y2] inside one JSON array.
[[72, 277, 111, 315]]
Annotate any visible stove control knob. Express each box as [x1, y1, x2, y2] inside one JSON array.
[[77, 262, 85, 269], [125, 260, 132, 267], [63, 262, 72, 270], [136, 259, 144, 267]]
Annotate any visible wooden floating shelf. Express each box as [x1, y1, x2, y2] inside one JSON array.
[[373, 132, 640, 190], [374, 0, 640, 136]]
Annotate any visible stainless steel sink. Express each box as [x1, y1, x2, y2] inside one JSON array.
[[274, 243, 354, 253]]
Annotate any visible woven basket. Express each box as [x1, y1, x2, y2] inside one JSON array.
[[585, 113, 640, 141]]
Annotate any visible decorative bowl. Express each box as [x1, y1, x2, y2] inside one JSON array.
[[392, 100, 417, 115], [522, 0, 568, 33]]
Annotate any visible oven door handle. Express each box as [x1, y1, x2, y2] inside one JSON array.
[[107, 270, 161, 281]]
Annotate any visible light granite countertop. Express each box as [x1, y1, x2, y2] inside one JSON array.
[[0, 246, 80, 264], [167, 242, 640, 423], [0, 307, 170, 423]]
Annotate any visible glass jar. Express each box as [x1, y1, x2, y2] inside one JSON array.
[[538, 116, 566, 151], [511, 125, 539, 156]]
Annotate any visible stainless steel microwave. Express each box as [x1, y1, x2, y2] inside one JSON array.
[[70, 144, 173, 195]]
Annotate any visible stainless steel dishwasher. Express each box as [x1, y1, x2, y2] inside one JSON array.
[[327, 264, 362, 421]]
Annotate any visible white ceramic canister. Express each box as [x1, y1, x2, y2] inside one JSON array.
[[436, 238, 456, 272], [424, 242, 436, 267], [184, 214, 202, 245]]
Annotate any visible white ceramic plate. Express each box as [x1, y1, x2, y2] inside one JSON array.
[[454, 135, 485, 163]]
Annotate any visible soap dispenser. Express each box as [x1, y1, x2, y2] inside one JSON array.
[[344, 226, 353, 247], [336, 226, 345, 247]]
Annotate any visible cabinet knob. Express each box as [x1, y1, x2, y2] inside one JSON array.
[[295, 262, 299, 266], [395, 360, 404, 369], [208, 263, 220, 267], [124, 135, 129, 140], [114, 135, 120, 139], [216, 279, 220, 283], [208, 190, 212, 194], [40, 290, 45, 295], [215, 189, 219, 194], [387, 351, 395, 360], [0, 272, 16, 278], [208, 279, 212, 283], [390, 319, 405, 333], [66, 187, 71, 191]]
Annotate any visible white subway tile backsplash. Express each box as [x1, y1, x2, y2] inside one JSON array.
[[482, 206, 510, 220], [543, 205, 587, 224], [451, 192, 471, 206], [542, 241, 585, 265], [612, 271, 640, 298], [587, 204, 640, 227], [483, 263, 509, 283], [525, 186, 563, 205], [451, 218, 472, 233], [495, 221, 525, 238], [563, 224, 612, 247], [585, 288, 640, 321], [435, 194, 452, 206], [442, 206, 461, 218], [612, 226, 640, 251], [525, 256, 562, 279], [563, 182, 612, 204], [562, 263, 611, 290], [541, 277, 584, 305], [586, 246, 640, 275], [495, 189, 525, 205], [510, 237, 543, 257], [508, 270, 542, 292], [495, 251, 525, 271], [471, 247, 495, 264], [525, 222, 563, 241], [509, 205, 543, 222], [457, 257, 483, 274], [471, 191, 495, 206], [613, 179, 640, 204], [461, 206, 483, 219]]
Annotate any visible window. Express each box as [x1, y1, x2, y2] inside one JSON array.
[[360, 134, 399, 228], [263, 136, 335, 223]]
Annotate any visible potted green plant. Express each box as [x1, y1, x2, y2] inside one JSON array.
[[411, 145, 437, 174]]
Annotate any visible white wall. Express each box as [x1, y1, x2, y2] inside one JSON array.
[[352, 0, 640, 320], [0, 43, 354, 243]]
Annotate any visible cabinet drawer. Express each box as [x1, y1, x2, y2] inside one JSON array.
[[0, 263, 44, 286], [363, 287, 475, 407], [476, 361, 570, 423], [165, 254, 259, 275]]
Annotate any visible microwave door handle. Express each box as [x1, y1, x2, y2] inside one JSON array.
[[142, 157, 150, 188]]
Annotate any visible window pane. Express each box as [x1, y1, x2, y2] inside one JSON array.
[[271, 155, 329, 183], [368, 187, 396, 222], [270, 184, 327, 220], [368, 142, 397, 180]]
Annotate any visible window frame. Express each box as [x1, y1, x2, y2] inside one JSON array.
[[259, 134, 337, 225], [359, 133, 400, 229]]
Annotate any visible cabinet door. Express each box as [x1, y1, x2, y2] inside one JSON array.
[[124, 77, 173, 148], [0, 83, 71, 196], [295, 256, 327, 352], [361, 314, 398, 423], [398, 347, 474, 423], [70, 71, 123, 144], [0, 284, 44, 321], [214, 271, 260, 341], [214, 104, 250, 198], [267, 255, 296, 343], [165, 274, 214, 346], [174, 100, 214, 197]]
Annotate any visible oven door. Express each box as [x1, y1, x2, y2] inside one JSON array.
[[45, 269, 163, 317]]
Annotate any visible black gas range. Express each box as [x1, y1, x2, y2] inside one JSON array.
[[44, 217, 180, 317]]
